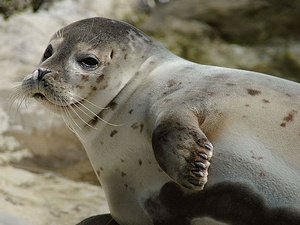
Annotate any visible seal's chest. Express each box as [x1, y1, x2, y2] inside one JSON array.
[[85, 122, 172, 225], [84, 118, 159, 179]]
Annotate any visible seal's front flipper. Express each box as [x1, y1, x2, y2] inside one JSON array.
[[152, 110, 213, 191]]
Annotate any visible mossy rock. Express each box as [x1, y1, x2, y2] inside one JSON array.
[[0, 0, 56, 18]]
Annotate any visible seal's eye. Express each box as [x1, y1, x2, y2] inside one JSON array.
[[43, 45, 53, 61], [78, 57, 99, 70]]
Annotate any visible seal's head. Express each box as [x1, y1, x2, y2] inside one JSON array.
[[20, 17, 158, 127]]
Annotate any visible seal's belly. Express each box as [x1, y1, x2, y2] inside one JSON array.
[[208, 128, 300, 206], [203, 92, 300, 207]]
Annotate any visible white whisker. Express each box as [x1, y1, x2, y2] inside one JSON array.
[[56, 29, 64, 39], [8, 82, 28, 119], [82, 17, 95, 43], [71, 103, 98, 129], [8, 82, 23, 102], [59, 99, 86, 143], [87, 33, 101, 44], [61, 105, 75, 132], [64, 100, 98, 130], [74, 99, 124, 127], [72, 93, 108, 110], [59, 99, 82, 131]]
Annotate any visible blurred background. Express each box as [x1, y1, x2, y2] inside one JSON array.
[[0, 0, 299, 224]]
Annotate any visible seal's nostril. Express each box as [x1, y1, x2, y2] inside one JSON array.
[[37, 69, 51, 81]]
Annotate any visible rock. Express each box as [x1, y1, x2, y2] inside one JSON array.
[[0, 0, 32, 18], [141, 0, 300, 44], [0, 212, 31, 225], [137, 0, 300, 81], [0, 166, 109, 225]]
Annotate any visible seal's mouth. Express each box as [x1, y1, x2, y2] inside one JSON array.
[[32, 91, 84, 108]]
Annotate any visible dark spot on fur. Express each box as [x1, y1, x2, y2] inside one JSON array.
[[107, 101, 117, 110], [259, 172, 266, 177], [121, 159, 125, 163], [128, 109, 133, 114], [280, 110, 298, 127], [247, 88, 261, 96], [139, 159, 143, 166], [226, 83, 236, 86], [140, 123, 144, 132], [124, 184, 128, 188], [96, 74, 104, 83], [121, 172, 126, 177], [89, 117, 98, 127], [283, 110, 297, 122], [131, 122, 139, 130], [92, 86, 97, 91], [100, 167, 104, 171], [81, 75, 89, 81], [131, 122, 144, 132], [124, 53, 127, 60], [245, 104, 250, 107], [110, 130, 118, 137], [263, 99, 270, 103], [163, 81, 183, 96]]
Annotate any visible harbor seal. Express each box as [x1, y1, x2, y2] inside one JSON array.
[[18, 17, 300, 225]]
